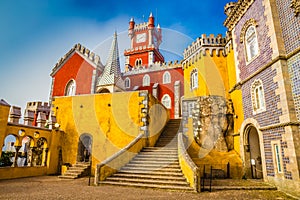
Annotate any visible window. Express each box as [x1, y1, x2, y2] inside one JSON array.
[[135, 58, 142, 67], [245, 26, 259, 62], [143, 74, 150, 86], [161, 94, 171, 109], [273, 143, 283, 173], [163, 71, 171, 84], [65, 80, 76, 96], [190, 69, 198, 90], [125, 77, 130, 88], [251, 80, 266, 114]]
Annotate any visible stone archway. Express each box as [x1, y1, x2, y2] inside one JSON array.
[[243, 125, 263, 179], [77, 134, 92, 162]]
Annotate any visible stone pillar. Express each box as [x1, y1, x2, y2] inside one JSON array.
[[12, 146, 21, 167], [27, 147, 33, 167], [152, 83, 159, 98], [174, 81, 181, 119], [37, 112, 47, 127], [24, 109, 34, 126], [42, 148, 49, 166], [9, 106, 21, 123]]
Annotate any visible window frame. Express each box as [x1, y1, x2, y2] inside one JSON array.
[[142, 74, 150, 86], [251, 79, 266, 114], [190, 69, 198, 90], [125, 77, 130, 88], [161, 94, 171, 109], [245, 25, 259, 63], [65, 79, 76, 96], [163, 71, 171, 84]]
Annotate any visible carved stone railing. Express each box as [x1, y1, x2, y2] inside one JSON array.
[[94, 133, 145, 185], [178, 132, 201, 192]]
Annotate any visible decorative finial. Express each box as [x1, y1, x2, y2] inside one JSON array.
[[149, 12, 153, 17], [130, 17, 134, 22]]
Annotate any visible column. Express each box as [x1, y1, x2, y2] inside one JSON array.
[[12, 146, 21, 167], [42, 148, 49, 166]]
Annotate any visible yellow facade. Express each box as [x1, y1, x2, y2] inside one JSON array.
[[0, 103, 62, 179], [183, 49, 230, 99], [52, 91, 169, 175], [226, 48, 244, 155]]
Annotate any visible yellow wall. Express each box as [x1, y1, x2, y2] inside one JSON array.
[[226, 48, 244, 155], [0, 103, 11, 156], [53, 91, 168, 175], [184, 50, 229, 99]]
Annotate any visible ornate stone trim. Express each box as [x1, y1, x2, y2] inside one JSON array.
[[240, 18, 258, 43], [224, 0, 255, 31], [291, 0, 300, 16], [259, 121, 300, 131]]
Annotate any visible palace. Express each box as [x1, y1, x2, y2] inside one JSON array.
[[0, 0, 299, 197]]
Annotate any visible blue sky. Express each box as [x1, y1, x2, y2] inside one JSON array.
[[0, 0, 230, 111]]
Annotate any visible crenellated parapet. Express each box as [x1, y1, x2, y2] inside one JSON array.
[[6, 102, 57, 130], [134, 22, 149, 32], [123, 60, 182, 75], [124, 44, 157, 55], [50, 43, 104, 76], [182, 34, 226, 67]]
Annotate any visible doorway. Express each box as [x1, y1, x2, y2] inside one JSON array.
[[244, 125, 263, 179], [77, 134, 92, 162]]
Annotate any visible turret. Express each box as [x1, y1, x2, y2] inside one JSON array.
[[128, 17, 135, 39], [148, 12, 154, 28]]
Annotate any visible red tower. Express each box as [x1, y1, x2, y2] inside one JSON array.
[[124, 13, 164, 71]]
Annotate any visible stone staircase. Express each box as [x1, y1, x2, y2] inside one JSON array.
[[59, 162, 91, 179], [98, 119, 194, 191]]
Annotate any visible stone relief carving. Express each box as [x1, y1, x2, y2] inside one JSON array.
[[291, 0, 300, 16], [192, 96, 235, 152]]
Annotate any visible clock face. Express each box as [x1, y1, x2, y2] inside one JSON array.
[[136, 33, 146, 43]]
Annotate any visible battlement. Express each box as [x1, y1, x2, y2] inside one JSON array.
[[26, 101, 50, 113], [51, 43, 104, 76], [183, 34, 226, 59], [123, 60, 182, 75], [124, 44, 156, 54], [134, 22, 149, 31], [4, 102, 56, 130]]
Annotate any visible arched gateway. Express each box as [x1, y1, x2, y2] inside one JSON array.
[[77, 134, 92, 162], [243, 125, 263, 179]]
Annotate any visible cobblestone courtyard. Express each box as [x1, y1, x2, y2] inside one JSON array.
[[0, 176, 296, 200]]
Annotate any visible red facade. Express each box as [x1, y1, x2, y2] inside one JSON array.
[[51, 52, 100, 97]]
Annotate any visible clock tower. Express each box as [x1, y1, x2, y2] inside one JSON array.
[[124, 13, 164, 71]]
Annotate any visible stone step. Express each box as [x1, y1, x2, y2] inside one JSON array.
[[129, 160, 179, 165], [121, 166, 182, 173], [98, 181, 193, 191], [124, 163, 181, 169], [135, 154, 178, 159], [105, 177, 190, 186], [111, 173, 187, 181], [126, 163, 180, 168], [118, 170, 184, 177], [132, 157, 178, 162], [142, 147, 177, 150]]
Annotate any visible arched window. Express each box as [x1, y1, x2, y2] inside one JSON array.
[[190, 69, 198, 90], [143, 74, 150, 86], [245, 26, 259, 62], [251, 80, 266, 114], [125, 77, 130, 88], [161, 94, 171, 109], [65, 79, 76, 96], [163, 71, 171, 84], [135, 58, 142, 67]]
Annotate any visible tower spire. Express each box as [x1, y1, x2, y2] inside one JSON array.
[[96, 31, 124, 92]]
